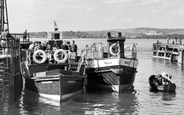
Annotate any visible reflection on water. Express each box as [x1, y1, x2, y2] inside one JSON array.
[[161, 92, 176, 101], [19, 89, 60, 115], [60, 90, 138, 115]]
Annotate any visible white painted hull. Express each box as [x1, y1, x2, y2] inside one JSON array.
[[39, 90, 83, 102], [96, 84, 134, 92]]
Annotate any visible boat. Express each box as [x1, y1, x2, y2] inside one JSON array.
[[19, 30, 87, 102], [85, 32, 138, 92], [152, 39, 182, 62], [149, 72, 176, 92]]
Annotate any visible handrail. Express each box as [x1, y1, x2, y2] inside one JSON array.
[[0, 38, 20, 56], [11, 33, 30, 43]]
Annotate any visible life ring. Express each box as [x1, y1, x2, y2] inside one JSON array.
[[54, 49, 68, 63], [33, 50, 47, 64], [109, 43, 120, 56]]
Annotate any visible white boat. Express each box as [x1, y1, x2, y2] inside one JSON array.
[[85, 32, 138, 92]]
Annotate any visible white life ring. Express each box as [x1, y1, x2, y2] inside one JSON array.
[[54, 49, 68, 63], [33, 50, 47, 64], [109, 43, 120, 56]]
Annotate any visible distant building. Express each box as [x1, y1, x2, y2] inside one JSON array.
[[145, 31, 163, 36]]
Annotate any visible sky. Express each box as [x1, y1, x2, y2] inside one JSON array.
[[6, 0, 184, 33]]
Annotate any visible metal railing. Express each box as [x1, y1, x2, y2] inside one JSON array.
[[0, 38, 20, 56]]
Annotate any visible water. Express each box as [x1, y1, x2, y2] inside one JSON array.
[[2, 38, 184, 115]]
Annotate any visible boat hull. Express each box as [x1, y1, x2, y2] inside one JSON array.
[[24, 74, 86, 102], [86, 58, 138, 92], [149, 75, 176, 92]]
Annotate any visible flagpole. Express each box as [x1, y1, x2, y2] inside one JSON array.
[[54, 21, 58, 31]]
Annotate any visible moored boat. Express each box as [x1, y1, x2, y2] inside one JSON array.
[[19, 31, 87, 102], [149, 73, 176, 92], [85, 32, 138, 92], [23, 63, 86, 102]]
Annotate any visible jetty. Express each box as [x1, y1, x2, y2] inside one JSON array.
[[0, 0, 23, 114], [152, 40, 184, 65], [0, 38, 23, 114]]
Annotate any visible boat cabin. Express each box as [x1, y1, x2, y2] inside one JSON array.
[[107, 32, 125, 58], [46, 31, 63, 48], [47, 31, 63, 40]]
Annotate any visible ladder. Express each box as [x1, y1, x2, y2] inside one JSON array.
[[0, 58, 9, 102], [0, 60, 5, 102], [0, 75, 3, 102], [0, 0, 9, 33]]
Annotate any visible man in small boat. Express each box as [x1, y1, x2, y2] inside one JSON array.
[[161, 72, 173, 84], [153, 73, 172, 85]]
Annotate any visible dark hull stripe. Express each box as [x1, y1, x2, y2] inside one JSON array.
[[86, 68, 136, 92]]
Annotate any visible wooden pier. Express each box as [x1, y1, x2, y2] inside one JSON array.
[[0, 38, 23, 114]]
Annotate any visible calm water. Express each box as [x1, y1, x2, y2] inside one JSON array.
[[2, 39, 184, 115]]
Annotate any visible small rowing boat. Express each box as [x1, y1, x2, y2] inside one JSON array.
[[149, 72, 176, 92]]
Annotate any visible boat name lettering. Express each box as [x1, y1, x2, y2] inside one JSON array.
[[104, 61, 112, 64], [125, 61, 130, 64], [68, 81, 76, 83]]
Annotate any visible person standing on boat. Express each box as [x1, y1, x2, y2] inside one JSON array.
[[0, 28, 12, 55], [28, 42, 36, 64], [53, 40, 60, 49], [34, 41, 42, 51], [179, 38, 182, 45], [0, 29, 7, 55], [41, 41, 47, 51], [62, 41, 68, 50], [23, 30, 27, 42], [98, 42, 104, 59], [167, 37, 170, 44], [67, 41, 71, 51], [175, 37, 178, 44], [71, 40, 78, 54]]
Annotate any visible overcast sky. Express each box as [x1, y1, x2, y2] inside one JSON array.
[[7, 0, 184, 32]]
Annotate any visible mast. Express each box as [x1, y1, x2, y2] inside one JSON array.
[[0, 0, 9, 33]]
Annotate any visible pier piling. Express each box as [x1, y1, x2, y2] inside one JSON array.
[[0, 38, 22, 114]]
